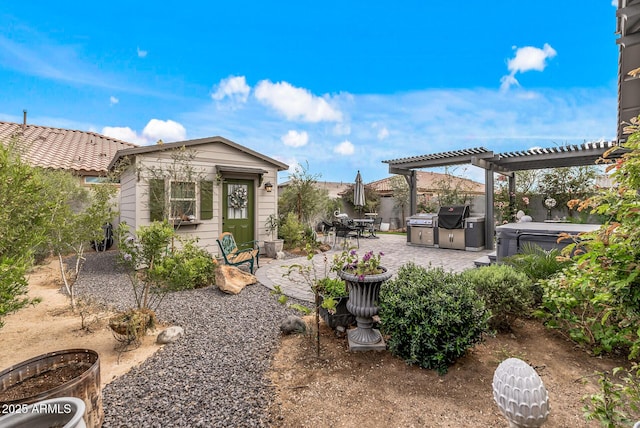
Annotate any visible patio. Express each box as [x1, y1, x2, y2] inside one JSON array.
[[255, 233, 492, 302]]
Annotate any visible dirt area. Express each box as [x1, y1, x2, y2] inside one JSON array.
[[0, 259, 162, 389], [1, 259, 631, 427], [267, 315, 629, 427]]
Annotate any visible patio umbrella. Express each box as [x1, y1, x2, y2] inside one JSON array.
[[353, 170, 366, 211]]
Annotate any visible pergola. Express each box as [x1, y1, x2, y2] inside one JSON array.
[[382, 141, 621, 250]]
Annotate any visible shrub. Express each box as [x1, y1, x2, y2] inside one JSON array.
[[280, 212, 304, 249], [582, 363, 640, 427], [502, 243, 571, 304], [379, 263, 489, 374], [462, 264, 534, 331], [151, 239, 216, 290]]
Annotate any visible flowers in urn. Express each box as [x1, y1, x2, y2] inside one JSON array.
[[332, 249, 385, 280]]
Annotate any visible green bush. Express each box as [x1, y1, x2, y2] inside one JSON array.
[[151, 240, 216, 290], [462, 264, 534, 331], [280, 212, 304, 249], [379, 263, 489, 374], [502, 243, 571, 304]]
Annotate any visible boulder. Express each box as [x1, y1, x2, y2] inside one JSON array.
[[157, 326, 184, 344], [280, 315, 306, 335], [215, 265, 257, 294], [275, 251, 286, 260]]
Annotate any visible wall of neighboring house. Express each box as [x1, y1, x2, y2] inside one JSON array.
[[117, 142, 280, 256]]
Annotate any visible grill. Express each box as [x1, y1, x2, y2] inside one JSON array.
[[407, 213, 437, 247], [437, 205, 469, 229], [437, 206, 470, 250]]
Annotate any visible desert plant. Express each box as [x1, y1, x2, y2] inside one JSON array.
[[379, 263, 489, 374], [151, 238, 216, 290], [461, 264, 534, 331], [583, 363, 640, 427], [115, 221, 177, 312]]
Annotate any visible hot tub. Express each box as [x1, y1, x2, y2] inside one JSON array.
[[495, 222, 601, 262]]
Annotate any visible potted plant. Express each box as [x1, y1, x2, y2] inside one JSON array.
[[332, 249, 392, 351], [316, 277, 355, 330], [264, 214, 284, 258]]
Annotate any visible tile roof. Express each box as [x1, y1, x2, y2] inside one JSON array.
[[367, 171, 484, 194], [0, 121, 137, 174]]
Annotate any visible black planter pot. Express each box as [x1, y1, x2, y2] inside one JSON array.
[[318, 295, 356, 330]]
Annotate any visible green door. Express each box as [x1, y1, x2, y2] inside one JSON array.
[[223, 179, 255, 249]]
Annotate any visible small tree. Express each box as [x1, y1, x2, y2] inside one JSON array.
[[278, 162, 330, 226], [538, 166, 598, 218], [0, 140, 50, 327], [44, 170, 117, 309], [390, 175, 410, 226]]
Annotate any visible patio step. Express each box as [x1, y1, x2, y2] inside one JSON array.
[[473, 251, 497, 268]]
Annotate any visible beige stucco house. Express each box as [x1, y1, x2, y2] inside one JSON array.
[[109, 136, 288, 256]]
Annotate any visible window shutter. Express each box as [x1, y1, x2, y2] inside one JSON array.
[[149, 179, 165, 222], [200, 180, 214, 220]]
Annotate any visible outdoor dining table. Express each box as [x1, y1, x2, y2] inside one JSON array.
[[352, 218, 375, 238]]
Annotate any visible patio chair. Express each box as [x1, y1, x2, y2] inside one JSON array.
[[216, 232, 260, 273], [333, 220, 359, 249], [320, 220, 335, 244], [370, 217, 383, 237]]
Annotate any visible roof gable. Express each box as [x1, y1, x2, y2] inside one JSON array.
[[109, 136, 289, 171], [0, 121, 137, 174]]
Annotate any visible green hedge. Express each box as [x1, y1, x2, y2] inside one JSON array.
[[379, 263, 489, 374]]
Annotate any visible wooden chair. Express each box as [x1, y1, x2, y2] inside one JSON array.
[[216, 232, 260, 273]]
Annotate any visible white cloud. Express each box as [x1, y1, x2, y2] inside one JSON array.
[[254, 80, 342, 122], [281, 130, 309, 147], [102, 126, 146, 145], [377, 126, 389, 140], [211, 75, 250, 103], [102, 119, 186, 145], [109, 96, 119, 106], [500, 43, 557, 91], [142, 119, 186, 143], [137, 47, 148, 58], [334, 140, 354, 155]]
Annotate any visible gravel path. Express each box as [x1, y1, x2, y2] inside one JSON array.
[[75, 251, 302, 427]]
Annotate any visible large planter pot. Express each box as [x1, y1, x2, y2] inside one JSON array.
[[338, 267, 392, 351], [0, 349, 103, 428], [318, 295, 356, 330], [0, 396, 86, 428], [264, 239, 284, 259]]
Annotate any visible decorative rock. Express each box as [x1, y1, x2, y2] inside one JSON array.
[[493, 358, 550, 428], [275, 251, 286, 260], [280, 315, 306, 335], [157, 326, 184, 344], [215, 265, 257, 294]]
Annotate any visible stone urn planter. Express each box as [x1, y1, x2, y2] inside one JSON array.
[[264, 239, 284, 259], [338, 268, 392, 351], [0, 349, 103, 427], [0, 396, 86, 427]]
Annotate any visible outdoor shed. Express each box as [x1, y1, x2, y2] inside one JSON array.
[[109, 136, 288, 256]]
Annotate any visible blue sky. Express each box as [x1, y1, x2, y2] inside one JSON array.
[[0, 1, 620, 184]]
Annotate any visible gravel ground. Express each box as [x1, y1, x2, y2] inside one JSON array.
[[75, 251, 302, 427]]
